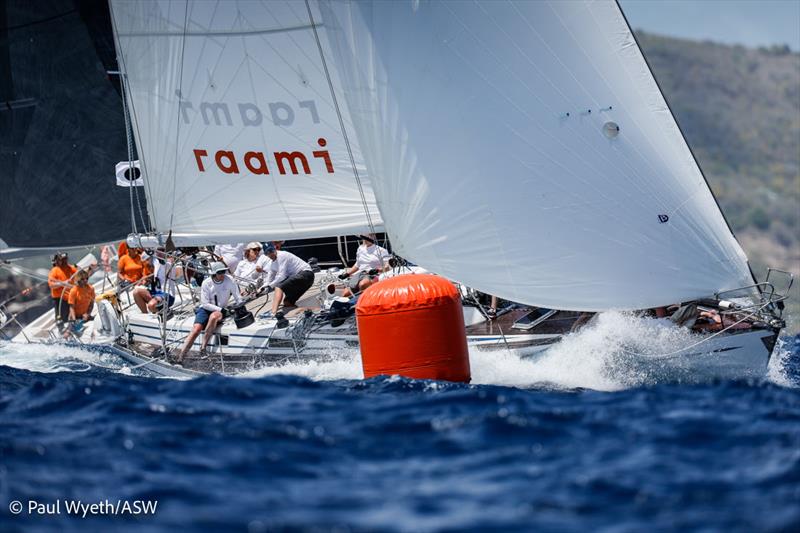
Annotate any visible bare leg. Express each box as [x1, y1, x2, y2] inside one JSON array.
[[179, 323, 204, 358], [200, 311, 223, 351], [146, 297, 160, 314], [357, 278, 374, 293], [132, 287, 151, 313], [490, 295, 498, 312], [271, 287, 285, 315]]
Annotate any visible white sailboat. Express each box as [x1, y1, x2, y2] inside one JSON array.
[[3, 0, 791, 380]]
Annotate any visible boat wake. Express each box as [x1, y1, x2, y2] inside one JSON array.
[[0, 340, 129, 375], [1, 312, 796, 391]]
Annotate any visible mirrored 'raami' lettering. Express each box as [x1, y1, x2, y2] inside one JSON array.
[[176, 91, 320, 127]]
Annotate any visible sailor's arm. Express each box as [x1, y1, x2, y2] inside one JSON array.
[[268, 261, 288, 288], [48, 269, 71, 289]]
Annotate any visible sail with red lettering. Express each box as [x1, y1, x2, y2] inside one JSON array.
[[109, 0, 380, 246]]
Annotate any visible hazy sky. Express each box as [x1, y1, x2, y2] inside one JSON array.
[[619, 0, 800, 51]]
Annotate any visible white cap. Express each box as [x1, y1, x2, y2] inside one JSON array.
[[210, 261, 228, 274], [246, 241, 262, 251]]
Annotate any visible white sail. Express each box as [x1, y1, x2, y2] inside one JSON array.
[[109, 0, 380, 245], [319, 0, 753, 311]]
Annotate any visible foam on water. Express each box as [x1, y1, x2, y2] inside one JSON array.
[[767, 337, 797, 388], [240, 344, 364, 381], [469, 311, 700, 391], [0, 340, 126, 374]]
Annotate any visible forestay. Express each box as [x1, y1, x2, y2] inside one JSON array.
[[319, 0, 753, 311], [109, 0, 381, 246]]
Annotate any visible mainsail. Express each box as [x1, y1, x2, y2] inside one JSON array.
[[319, 0, 754, 311], [109, 0, 382, 246], [0, 0, 144, 257]]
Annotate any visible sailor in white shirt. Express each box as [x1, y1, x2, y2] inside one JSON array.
[[339, 234, 391, 296], [263, 242, 315, 316], [177, 261, 243, 362], [213, 243, 245, 274], [234, 242, 271, 288], [132, 250, 182, 314]]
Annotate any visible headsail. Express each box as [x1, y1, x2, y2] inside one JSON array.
[[0, 0, 144, 257], [109, 0, 382, 246], [319, 0, 753, 311]]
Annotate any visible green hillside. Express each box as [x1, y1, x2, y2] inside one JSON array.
[[637, 31, 800, 329]]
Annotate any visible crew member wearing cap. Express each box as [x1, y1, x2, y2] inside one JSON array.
[[338, 234, 391, 297], [176, 261, 242, 362], [263, 243, 315, 316], [48, 252, 78, 324], [234, 242, 271, 284]]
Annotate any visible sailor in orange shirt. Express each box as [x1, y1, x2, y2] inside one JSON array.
[[117, 247, 146, 285], [48, 252, 78, 323], [67, 269, 95, 322]]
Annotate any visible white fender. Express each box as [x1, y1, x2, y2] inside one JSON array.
[[97, 300, 123, 338]]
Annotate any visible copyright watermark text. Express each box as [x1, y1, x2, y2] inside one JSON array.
[[8, 499, 158, 518]]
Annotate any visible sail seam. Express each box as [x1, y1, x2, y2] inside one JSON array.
[[304, 0, 376, 236], [115, 22, 321, 38]]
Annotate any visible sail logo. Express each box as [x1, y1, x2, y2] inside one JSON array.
[[177, 92, 320, 127], [658, 214, 669, 223], [193, 138, 333, 176]]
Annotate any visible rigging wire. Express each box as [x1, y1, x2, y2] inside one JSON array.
[[168, 2, 191, 234], [121, 76, 150, 234], [304, 0, 377, 236], [120, 78, 138, 235]]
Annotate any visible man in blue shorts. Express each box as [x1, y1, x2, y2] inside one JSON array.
[[176, 261, 242, 363]]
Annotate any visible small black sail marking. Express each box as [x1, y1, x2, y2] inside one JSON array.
[[658, 214, 669, 223]]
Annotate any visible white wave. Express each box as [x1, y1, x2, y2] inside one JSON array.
[[239, 344, 364, 381], [0, 340, 126, 374], [767, 337, 798, 388], [471, 311, 789, 391], [469, 312, 669, 391]]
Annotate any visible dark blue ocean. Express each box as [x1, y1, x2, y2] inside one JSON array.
[[1, 332, 798, 532]]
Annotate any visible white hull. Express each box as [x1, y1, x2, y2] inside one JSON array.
[[5, 263, 781, 380], [10, 302, 778, 381]]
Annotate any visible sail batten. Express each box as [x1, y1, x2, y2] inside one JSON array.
[[319, 0, 752, 311]]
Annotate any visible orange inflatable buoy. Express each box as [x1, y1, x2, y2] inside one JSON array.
[[356, 274, 470, 382]]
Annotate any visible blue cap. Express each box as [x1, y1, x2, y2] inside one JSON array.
[[263, 242, 276, 253]]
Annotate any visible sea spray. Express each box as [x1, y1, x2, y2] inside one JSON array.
[[0, 340, 125, 374], [239, 343, 364, 381]]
